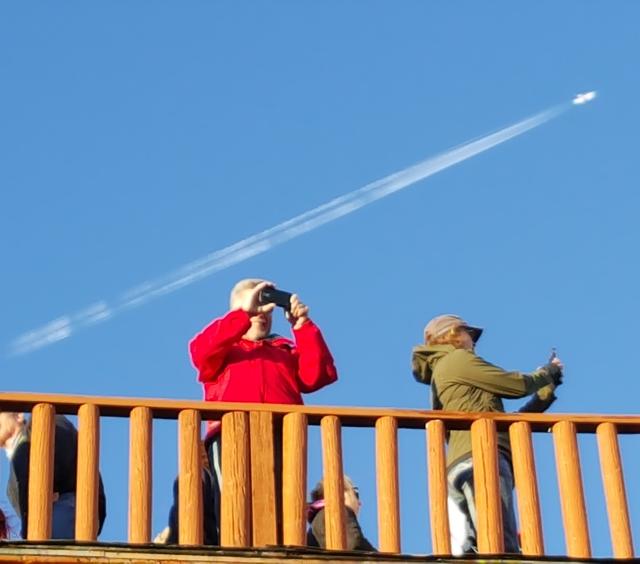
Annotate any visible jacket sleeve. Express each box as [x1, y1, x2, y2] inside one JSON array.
[[344, 508, 376, 551], [518, 384, 557, 413], [411, 346, 430, 385], [310, 508, 373, 551], [189, 310, 252, 383], [309, 509, 327, 547], [11, 443, 30, 539], [292, 320, 338, 393], [447, 350, 554, 398], [98, 474, 107, 535]]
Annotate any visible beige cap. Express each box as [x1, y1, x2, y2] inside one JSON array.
[[424, 314, 483, 344]]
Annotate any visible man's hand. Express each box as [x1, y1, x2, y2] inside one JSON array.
[[551, 356, 563, 370], [544, 356, 564, 386], [286, 294, 310, 330], [239, 281, 276, 315]]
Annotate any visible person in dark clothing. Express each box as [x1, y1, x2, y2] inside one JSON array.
[[155, 465, 219, 545], [307, 476, 375, 552], [0, 412, 107, 539]]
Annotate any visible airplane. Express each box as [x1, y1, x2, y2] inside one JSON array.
[[573, 91, 597, 105]]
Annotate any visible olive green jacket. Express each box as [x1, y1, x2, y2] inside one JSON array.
[[412, 344, 556, 469]]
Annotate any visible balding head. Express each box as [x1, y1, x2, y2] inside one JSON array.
[[229, 278, 265, 309]]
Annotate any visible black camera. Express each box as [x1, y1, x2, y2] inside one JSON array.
[[258, 287, 292, 311]]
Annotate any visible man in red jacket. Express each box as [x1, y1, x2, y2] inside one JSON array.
[[189, 278, 338, 540]]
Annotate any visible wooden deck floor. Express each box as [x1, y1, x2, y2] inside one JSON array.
[[0, 542, 611, 564]]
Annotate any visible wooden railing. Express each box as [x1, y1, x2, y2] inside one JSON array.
[[0, 392, 636, 558]]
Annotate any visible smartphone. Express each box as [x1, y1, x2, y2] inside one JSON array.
[[258, 287, 292, 311]]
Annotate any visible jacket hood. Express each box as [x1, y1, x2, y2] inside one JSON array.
[[411, 344, 456, 385]]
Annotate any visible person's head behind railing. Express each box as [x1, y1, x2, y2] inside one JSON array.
[[0, 411, 26, 450], [309, 474, 361, 516], [307, 475, 375, 551]]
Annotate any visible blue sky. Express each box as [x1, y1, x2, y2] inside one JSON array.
[[1, 0, 639, 556]]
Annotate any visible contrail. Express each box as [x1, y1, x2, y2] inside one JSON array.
[[9, 100, 576, 356]]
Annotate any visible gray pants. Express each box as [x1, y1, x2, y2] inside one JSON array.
[[447, 453, 519, 555]]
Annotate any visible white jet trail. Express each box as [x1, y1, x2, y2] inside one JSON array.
[[9, 102, 569, 356]]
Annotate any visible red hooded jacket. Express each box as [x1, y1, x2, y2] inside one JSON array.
[[190, 309, 337, 432]]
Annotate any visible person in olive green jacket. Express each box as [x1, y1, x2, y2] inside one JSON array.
[[412, 315, 563, 555]]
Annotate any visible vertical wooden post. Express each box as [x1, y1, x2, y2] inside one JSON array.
[[282, 412, 308, 547], [179, 409, 203, 545], [27, 403, 56, 541], [221, 412, 251, 547], [76, 404, 100, 541], [321, 415, 346, 550], [471, 418, 504, 554], [249, 411, 277, 547], [426, 420, 451, 555], [552, 421, 591, 558], [128, 406, 152, 543], [375, 416, 400, 553], [509, 422, 544, 556], [596, 423, 634, 558]]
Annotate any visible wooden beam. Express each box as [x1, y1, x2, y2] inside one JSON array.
[[1, 391, 640, 433], [320, 415, 346, 550], [375, 416, 400, 553], [76, 404, 100, 541], [220, 412, 251, 547], [596, 422, 634, 558], [27, 403, 56, 541], [128, 407, 152, 543], [509, 421, 544, 556], [426, 420, 450, 556], [553, 421, 591, 558], [249, 411, 277, 547], [282, 412, 308, 547], [178, 409, 203, 545], [471, 418, 503, 554]]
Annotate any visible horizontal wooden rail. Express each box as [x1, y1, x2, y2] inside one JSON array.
[[1, 392, 640, 433]]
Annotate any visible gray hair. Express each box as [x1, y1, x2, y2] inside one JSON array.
[[229, 278, 265, 308], [309, 475, 356, 502]]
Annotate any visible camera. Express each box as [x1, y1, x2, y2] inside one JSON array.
[[258, 287, 292, 311]]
